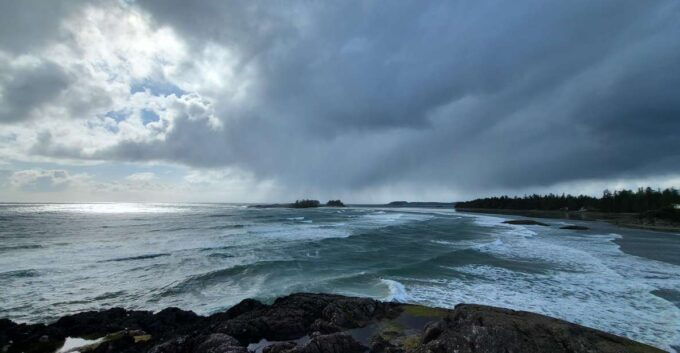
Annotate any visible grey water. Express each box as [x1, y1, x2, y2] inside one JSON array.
[[0, 203, 679, 351]]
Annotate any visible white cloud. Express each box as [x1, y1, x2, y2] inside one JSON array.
[[0, 1, 227, 174], [9, 169, 89, 192], [125, 172, 157, 182]]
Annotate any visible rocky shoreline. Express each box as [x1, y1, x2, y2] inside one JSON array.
[[0, 293, 666, 353]]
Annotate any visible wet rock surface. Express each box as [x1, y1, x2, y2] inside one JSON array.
[[0, 293, 666, 353], [502, 219, 551, 226], [560, 225, 590, 230]]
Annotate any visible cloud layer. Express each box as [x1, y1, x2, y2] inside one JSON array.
[[1, 0, 679, 201]]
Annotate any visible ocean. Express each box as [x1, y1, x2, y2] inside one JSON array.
[[0, 203, 678, 351]]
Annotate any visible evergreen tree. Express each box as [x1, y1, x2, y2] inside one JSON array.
[[456, 187, 680, 213]]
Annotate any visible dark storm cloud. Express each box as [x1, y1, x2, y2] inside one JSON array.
[[0, 0, 95, 124], [0, 60, 72, 123], [13, 0, 680, 195], [0, 0, 87, 53]]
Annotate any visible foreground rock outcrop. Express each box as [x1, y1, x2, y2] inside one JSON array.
[[0, 293, 666, 353]]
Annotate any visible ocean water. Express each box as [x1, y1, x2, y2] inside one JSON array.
[[0, 203, 679, 351]]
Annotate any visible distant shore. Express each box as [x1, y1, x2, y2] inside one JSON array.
[[250, 201, 457, 209], [455, 207, 680, 234]]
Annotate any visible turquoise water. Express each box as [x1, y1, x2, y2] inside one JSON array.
[[0, 203, 678, 351]]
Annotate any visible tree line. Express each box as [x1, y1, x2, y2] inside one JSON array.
[[456, 187, 680, 213]]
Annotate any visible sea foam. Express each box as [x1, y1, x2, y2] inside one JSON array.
[[381, 278, 411, 303]]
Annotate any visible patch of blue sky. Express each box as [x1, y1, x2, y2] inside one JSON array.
[[105, 109, 131, 122], [102, 110, 130, 132], [130, 79, 186, 97], [141, 109, 160, 124]]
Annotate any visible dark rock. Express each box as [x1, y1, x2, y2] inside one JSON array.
[[154, 308, 200, 327], [291, 333, 366, 353], [192, 333, 246, 353], [145, 308, 200, 338], [369, 334, 402, 353], [259, 294, 351, 340], [51, 308, 149, 337], [208, 299, 267, 339], [503, 219, 550, 226], [0, 318, 16, 338], [321, 297, 394, 328], [215, 293, 352, 342], [560, 225, 590, 230], [421, 321, 443, 344], [1, 321, 64, 353], [309, 320, 341, 334], [325, 200, 345, 207], [215, 318, 266, 344], [50, 307, 198, 339], [262, 341, 297, 353], [225, 299, 266, 319], [147, 336, 189, 353], [412, 304, 665, 353]]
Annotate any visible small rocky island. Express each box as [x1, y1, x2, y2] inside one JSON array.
[[0, 293, 664, 353], [291, 200, 321, 208]]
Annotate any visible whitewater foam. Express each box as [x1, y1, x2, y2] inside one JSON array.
[[398, 220, 680, 351], [357, 210, 434, 226], [246, 209, 434, 241], [381, 278, 411, 302]]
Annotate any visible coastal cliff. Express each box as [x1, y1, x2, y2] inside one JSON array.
[[0, 293, 666, 353]]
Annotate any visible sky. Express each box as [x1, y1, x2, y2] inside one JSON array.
[[0, 0, 679, 203]]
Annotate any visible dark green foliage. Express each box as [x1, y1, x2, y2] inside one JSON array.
[[640, 206, 680, 222], [291, 199, 321, 208], [456, 187, 680, 213], [326, 200, 345, 207]]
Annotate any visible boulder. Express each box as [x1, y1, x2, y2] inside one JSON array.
[[147, 336, 189, 353], [193, 333, 246, 353], [503, 219, 550, 226], [291, 333, 366, 353], [321, 297, 395, 328], [560, 225, 590, 230], [262, 341, 297, 353], [412, 304, 665, 353]]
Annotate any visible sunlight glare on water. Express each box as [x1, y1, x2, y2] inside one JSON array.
[[1, 203, 188, 214]]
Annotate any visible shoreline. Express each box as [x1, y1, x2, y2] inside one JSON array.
[[455, 207, 680, 234], [0, 293, 667, 353]]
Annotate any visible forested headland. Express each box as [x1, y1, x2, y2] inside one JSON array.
[[456, 187, 680, 222]]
